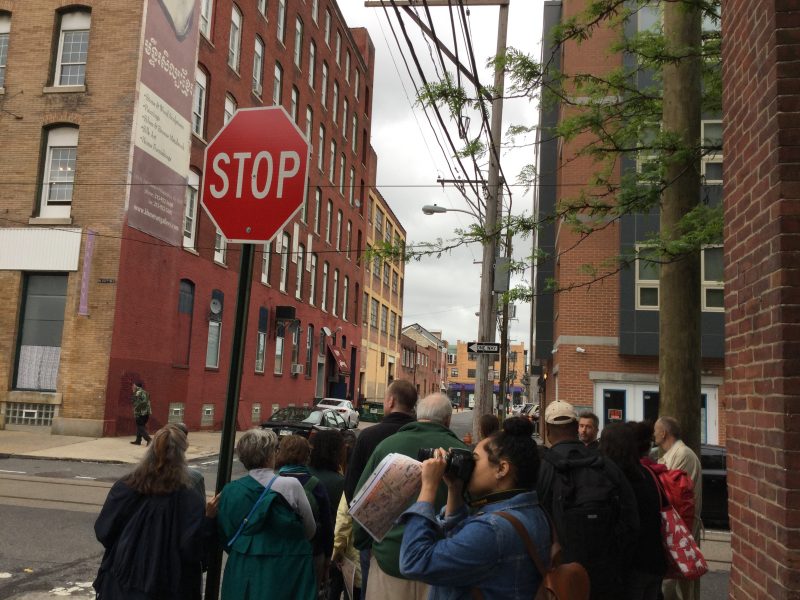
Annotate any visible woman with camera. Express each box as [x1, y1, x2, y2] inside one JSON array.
[[399, 417, 551, 599]]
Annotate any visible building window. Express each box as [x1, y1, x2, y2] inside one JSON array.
[[468, 369, 476, 378], [279, 232, 290, 292], [0, 14, 10, 88], [451, 368, 458, 377], [635, 246, 660, 310], [332, 81, 339, 123], [343, 276, 350, 321], [214, 229, 227, 264], [15, 274, 67, 391], [255, 307, 267, 373], [206, 320, 221, 368], [39, 126, 79, 219], [370, 298, 379, 328], [228, 5, 241, 71], [175, 280, 194, 365], [373, 254, 381, 279], [321, 261, 329, 310], [375, 210, 383, 240], [311, 0, 319, 23], [329, 140, 336, 182], [381, 305, 388, 333], [314, 187, 322, 234], [326, 199, 333, 243], [257, 0, 266, 17], [355, 70, 360, 99], [324, 9, 331, 45], [200, 0, 213, 37], [392, 270, 398, 294], [390, 311, 397, 337], [294, 17, 303, 68], [339, 155, 346, 194], [306, 324, 314, 375], [192, 68, 207, 136], [291, 324, 301, 366], [702, 245, 724, 311], [274, 322, 285, 374], [321, 62, 329, 106], [317, 124, 325, 171], [309, 253, 318, 305], [273, 61, 283, 106], [224, 94, 237, 124], [348, 167, 355, 205], [295, 244, 305, 299], [383, 263, 390, 286], [261, 241, 271, 284], [6, 403, 56, 427], [336, 209, 343, 250], [56, 11, 91, 86], [276, 0, 286, 43], [335, 30, 341, 64], [290, 86, 299, 122], [345, 51, 351, 83], [305, 106, 313, 144], [702, 120, 723, 184], [346, 221, 352, 259], [351, 115, 358, 153], [253, 36, 264, 96], [308, 41, 316, 88], [363, 292, 369, 325], [332, 269, 339, 316], [183, 170, 200, 248]]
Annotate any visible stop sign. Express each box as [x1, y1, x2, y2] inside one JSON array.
[[201, 107, 309, 243]]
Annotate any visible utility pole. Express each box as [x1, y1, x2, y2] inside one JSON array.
[[497, 226, 513, 419]]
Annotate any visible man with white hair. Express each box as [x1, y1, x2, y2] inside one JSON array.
[[353, 393, 467, 600]]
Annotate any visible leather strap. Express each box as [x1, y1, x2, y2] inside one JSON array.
[[495, 511, 549, 577]]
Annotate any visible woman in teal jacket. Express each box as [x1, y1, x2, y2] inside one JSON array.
[[217, 428, 317, 600]]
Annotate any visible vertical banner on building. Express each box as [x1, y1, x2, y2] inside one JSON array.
[[127, 0, 201, 245]]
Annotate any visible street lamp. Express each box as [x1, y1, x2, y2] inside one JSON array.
[[421, 204, 478, 218]]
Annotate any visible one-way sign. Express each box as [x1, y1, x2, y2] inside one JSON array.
[[468, 342, 501, 354]]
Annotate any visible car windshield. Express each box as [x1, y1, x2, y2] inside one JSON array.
[[319, 399, 344, 407], [270, 407, 313, 422], [302, 410, 324, 425]]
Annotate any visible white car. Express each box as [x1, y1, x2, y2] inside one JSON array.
[[316, 398, 359, 428]]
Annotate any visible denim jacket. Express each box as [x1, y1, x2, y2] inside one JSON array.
[[399, 491, 551, 600]]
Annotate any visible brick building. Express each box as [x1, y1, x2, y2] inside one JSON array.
[[359, 185, 405, 404], [0, 0, 375, 435], [446, 340, 526, 409], [534, 0, 725, 444], [397, 324, 445, 397]]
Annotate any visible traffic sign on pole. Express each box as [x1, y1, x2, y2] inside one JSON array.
[[201, 106, 310, 244], [468, 342, 501, 354]]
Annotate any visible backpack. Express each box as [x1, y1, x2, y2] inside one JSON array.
[[645, 462, 695, 530], [542, 448, 625, 596]]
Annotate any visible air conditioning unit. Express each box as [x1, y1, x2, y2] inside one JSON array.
[[291, 363, 304, 375]]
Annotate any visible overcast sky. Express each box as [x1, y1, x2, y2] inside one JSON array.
[[338, 1, 544, 354]]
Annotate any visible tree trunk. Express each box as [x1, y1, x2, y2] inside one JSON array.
[[659, 2, 703, 456]]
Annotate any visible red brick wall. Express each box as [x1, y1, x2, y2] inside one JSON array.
[[723, 1, 800, 597]]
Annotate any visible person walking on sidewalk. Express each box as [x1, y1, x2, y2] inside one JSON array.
[[131, 381, 152, 446]]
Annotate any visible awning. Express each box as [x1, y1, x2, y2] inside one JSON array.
[[326, 341, 351, 376]]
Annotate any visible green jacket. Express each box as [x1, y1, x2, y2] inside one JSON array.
[[352, 421, 468, 578], [132, 388, 151, 417]]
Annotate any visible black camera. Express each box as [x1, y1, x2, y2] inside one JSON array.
[[417, 447, 475, 483]]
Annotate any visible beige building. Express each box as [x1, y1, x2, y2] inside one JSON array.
[[447, 340, 527, 409], [359, 188, 405, 404]]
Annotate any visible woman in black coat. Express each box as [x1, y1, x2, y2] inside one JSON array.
[[93, 424, 217, 599]]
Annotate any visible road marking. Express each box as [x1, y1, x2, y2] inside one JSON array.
[[75, 476, 96, 480], [0, 469, 26, 474]]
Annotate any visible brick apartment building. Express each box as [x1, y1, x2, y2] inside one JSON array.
[[359, 185, 405, 404], [446, 340, 526, 409], [534, 1, 724, 444], [0, 0, 376, 436], [398, 324, 445, 397]]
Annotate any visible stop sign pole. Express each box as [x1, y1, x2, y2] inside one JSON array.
[[200, 107, 309, 600]]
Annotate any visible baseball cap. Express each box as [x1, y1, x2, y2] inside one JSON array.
[[545, 400, 578, 425]]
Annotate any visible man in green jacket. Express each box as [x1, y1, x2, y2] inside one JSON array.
[[353, 393, 468, 600], [130, 381, 152, 446]]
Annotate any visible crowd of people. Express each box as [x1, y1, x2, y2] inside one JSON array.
[[93, 380, 703, 600]]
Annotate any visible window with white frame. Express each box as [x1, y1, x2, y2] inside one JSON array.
[[702, 245, 723, 311], [314, 187, 322, 234], [355, 70, 360, 99], [332, 269, 339, 316], [224, 94, 237, 124], [636, 122, 660, 186], [253, 36, 264, 95], [274, 322, 285, 374], [308, 41, 316, 88], [348, 167, 355, 205], [321, 261, 329, 310], [289, 86, 299, 122], [200, 0, 213, 37], [351, 115, 358, 153], [305, 106, 313, 143], [702, 120, 723, 184], [276, 0, 286, 43], [257, 0, 266, 18], [305, 324, 314, 375], [255, 309, 266, 373], [301, 185, 309, 224], [346, 221, 352, 258], [311, 0, 319, 23], [295, 244, 305, 299], [336, 210, 343, 250], [343, 276, 350, 320], [321, 62, 329, 106], [635, 245, 659, 309], [332, 82, 339, 123], [339, 155, 345, 194], [317, 124, 325, 171], [329, 139, 336, 182], [183, 170, 200, 248], [342, 98, 348, 137], [335, 31, 341, 64], [206, 320, 221, 368], [309, 253, 318, 304], [324, 9, 331, 45], [261, 241, 271, 284], [39, 126, 78, 219], [56, 11, 91, 86], [326, 199, 332, 243], [0, 14, 10, 88], [291, 324, 300, 366], [214, 229, 227, 264], [294, 17, 303, 68], [192, 67, 207, 136], [279, 231, 290, 292], [273, 61, 283, 106], [228, 5, 241, 71], [345, 51, 351, 83]]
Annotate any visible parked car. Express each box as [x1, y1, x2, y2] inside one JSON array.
[[316, 398, 360, 427], [262, 406, 350, 439], [700, 443, 729, 530], [517, 403, 539, 422]]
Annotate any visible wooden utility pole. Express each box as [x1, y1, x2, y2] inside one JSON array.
[[659, 1, 703, 455]]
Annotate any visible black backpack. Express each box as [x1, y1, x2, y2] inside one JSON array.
[[543, 448, 626, 598]]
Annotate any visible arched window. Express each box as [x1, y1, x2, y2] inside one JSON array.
[[55, 9, 91, 86]]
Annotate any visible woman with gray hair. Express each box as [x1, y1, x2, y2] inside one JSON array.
[[217, 428, 317, 599]]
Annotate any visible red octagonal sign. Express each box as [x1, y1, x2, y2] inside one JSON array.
[[201, 106, 309, 244]]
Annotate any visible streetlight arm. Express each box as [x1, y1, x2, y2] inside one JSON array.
[[421, 204, 480, 219]]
